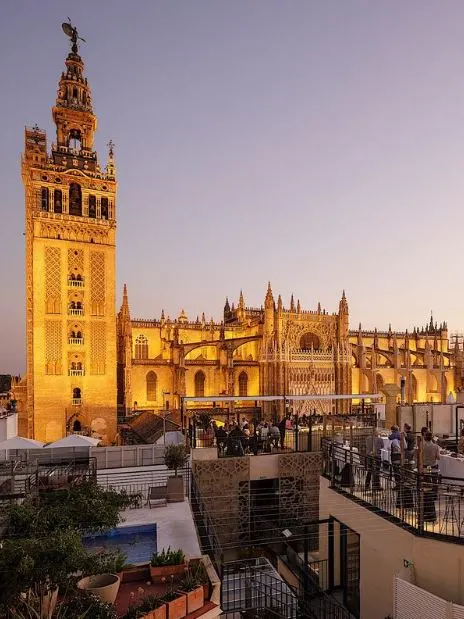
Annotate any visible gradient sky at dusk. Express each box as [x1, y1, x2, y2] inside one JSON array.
[[2, 1, 464, 373]]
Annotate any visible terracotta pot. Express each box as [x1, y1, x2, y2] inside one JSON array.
[[139, 606, 167, 619], [167, 476, 184, 502], [150, 563, 186, 582], [184, 586, 204, 613], [77, 573, 120, 604], [165, 594, 186, 619]]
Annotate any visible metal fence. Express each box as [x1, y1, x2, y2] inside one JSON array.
[[323, 439, 464, 542], [97, 465, 190, 504]]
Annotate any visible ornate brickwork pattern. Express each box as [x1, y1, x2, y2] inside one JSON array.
[[45, 246, 61, 313], [45, 320, 63, 374], [90, 322, 106, 374], [90, 251, 105, 315], [278, 452, 321, 525], [67, 248, 84, 275], [192, 457, 250, 546]]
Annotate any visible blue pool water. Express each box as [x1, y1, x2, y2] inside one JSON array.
[[83, 523, 157, 564]]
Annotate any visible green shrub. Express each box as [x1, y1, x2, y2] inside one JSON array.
[[150, 547, 185, 567], [164, 444, 187, 477]]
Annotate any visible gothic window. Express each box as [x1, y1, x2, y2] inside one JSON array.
[[194, 371, 206, 398], [72, 419, 82, 431], [73, 387, 81, 399], [135, 334, 149, 360], [54, 189, 62, 213], [239, 371, 248, 397], [300, 333, 321, 351], [89, 195, 96, 218], [146, 371, 157, 401], [69, 183, 82, 216], [101, 197, 109, 220], [41, 187, 49, 211]]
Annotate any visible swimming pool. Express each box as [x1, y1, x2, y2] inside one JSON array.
[[83, 523, 157, 564]]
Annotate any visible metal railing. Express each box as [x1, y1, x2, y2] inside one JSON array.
[[97, 465, 190, 503], [68, 308, 84, 316], [322, 439, 464, 543], [221, 559, 298, 618], [68, 338, 84, 345]]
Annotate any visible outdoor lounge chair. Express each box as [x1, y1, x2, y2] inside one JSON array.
[[147, 485, 167, 508]]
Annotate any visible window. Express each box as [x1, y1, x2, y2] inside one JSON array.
[[146, 371, 157, 401], [73, 387, 81, 399], [54, 189, 62, 213], [239, 372, 248, 397], [194, 371, 205, 398], [69, 183, 82, 216], [300, 332, 321, 351], [135, 334, 148, 360], [41, 187, 49, 211], [101, 197, 109, 220], [88, 195, 96, 218]]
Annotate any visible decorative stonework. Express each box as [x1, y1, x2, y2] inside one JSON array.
[[45, 319, 63, 374], [90, 251, 105, 315], [192, 457, 250, 546], [45, 246, 61, 313], [67, 247, 84, 275], [90, 322, 106, 374], [278, 452, 321, 525]]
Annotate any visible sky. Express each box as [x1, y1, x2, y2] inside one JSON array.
[[1, 0, 464, 374]]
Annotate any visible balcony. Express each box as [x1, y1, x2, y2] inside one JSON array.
[[72, 398, 82, 405], [68, 277, 84, 288], [69, 369, 84, 376], [68, 308, 84, 316], [68, 338, 84, 345]]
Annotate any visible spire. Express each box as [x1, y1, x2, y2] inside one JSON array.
[[429, 312, 434, 331], [290, 294, 295, 312], [120, 284, 130, 319], [265, 282, 274, 308], [239, 290, 245, 309], [339, 290, 348, 314], [52, 21, 97, 169], [297, 299, 301, 313], [277, 294, 283, 312], [106, 139, 116, 178], [317, 302, 321, 314], [224, 296, 231, 317]]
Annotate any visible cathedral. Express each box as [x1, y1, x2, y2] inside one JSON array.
[[17, 27, 458, 442]]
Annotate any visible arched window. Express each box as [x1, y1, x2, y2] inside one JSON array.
[[239, 372, 248, 397], [73, 387, 81, 399], [68, 128, 82, 150], [72, 419, 82, 431], [101, 197, 109, 220], [194, 371, 205, 398], [135, 334, 148, 360], [69, 183, 82, 216], [88, 195, 96, 218], [41, 187, 49, 211], [146, 371, 157, 401], [54, 189, 62, 213], [300, 332, 321, 351]]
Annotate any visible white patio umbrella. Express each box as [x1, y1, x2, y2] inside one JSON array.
[[44, 435, 101, 448], [0, 436, 44, 450]]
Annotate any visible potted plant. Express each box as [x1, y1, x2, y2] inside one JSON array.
[[178, 569, 205, 614], [161, 591, 186, 619], [123, 594, 167, 619], [77, 573, 121, 605], [164, 444, 187, 502], [185, 559, 209, 600], [150, 548, 186, 582]]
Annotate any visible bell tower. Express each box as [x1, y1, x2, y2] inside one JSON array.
[[21, 22, 117, 442]]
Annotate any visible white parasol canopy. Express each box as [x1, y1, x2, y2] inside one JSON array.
[[44, 435, 101, 448], [0, 436, 44, 450]]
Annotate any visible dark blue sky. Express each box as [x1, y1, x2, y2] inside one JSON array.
[[2, 1, 464, 373]]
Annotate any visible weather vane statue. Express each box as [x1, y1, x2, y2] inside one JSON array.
[[62, 18, 86, 54]]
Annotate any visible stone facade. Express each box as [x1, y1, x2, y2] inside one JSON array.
[[21, 34, 117, 442]]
